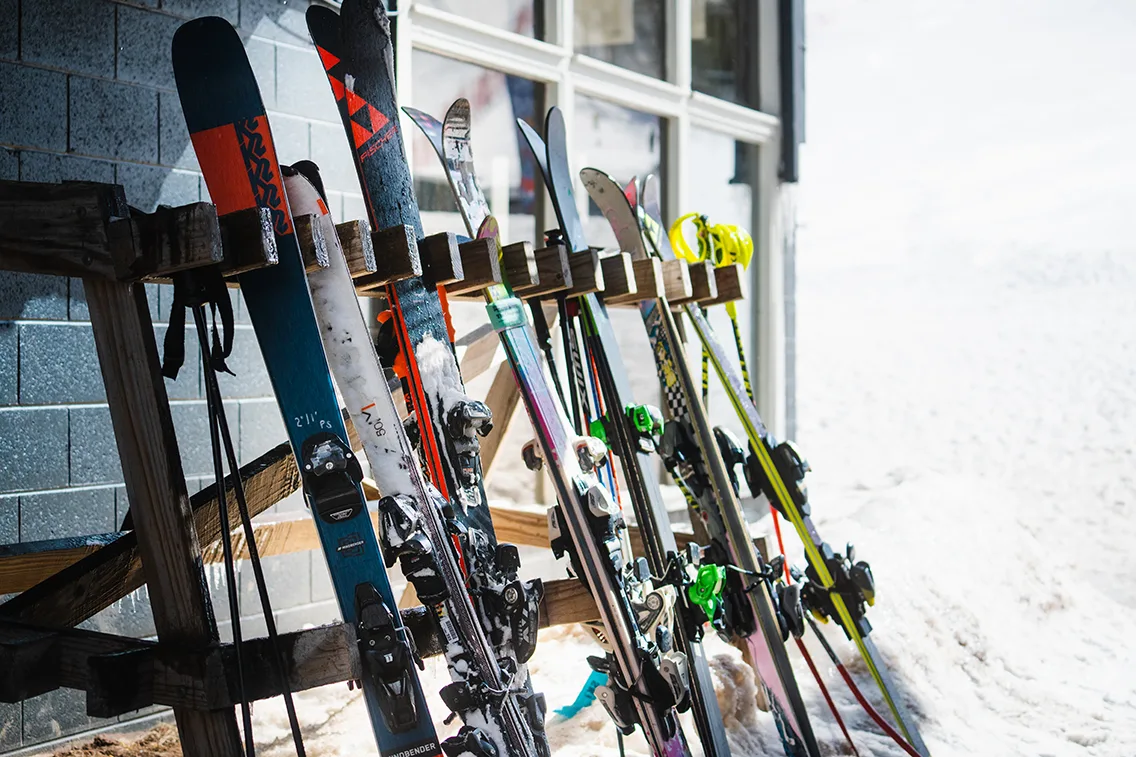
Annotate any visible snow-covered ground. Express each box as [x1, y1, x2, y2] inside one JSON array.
[[48, 3, 1136, 757]]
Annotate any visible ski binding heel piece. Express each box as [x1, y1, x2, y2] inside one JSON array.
[[301, 432, 365, 524], [446, 400, 493, 488], [441, 724, 500, 757], [376, 493, 449, 604], [354, 583, 421, 733], [573, 435, 608, 473]]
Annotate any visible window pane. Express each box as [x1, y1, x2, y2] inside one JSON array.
[[413, 0, 537, 38], [574, 94, 664, 249], [409, 50, 544, 247], [575, 0, 665, 80], [692, 0, 757, 107]]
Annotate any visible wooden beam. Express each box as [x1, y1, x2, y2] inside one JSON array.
[[698, 263, 745, 306], [111, 202, 224, 281], [0, 443, 298, 626], [293, 214, 329, 273], [0, 180, 129, 279], [419, 231, 463, 285], [661, 259, 693, 303], [356, 224, 422, 289], [515, 244, 570, 298], [335, 219, 377, 278], [607, 258, 665, 306], [446, 237, 501, 296], [679, 261, 717, 304], [565, 249, 604, 296], [218, 207, 279, 277], [501, 241, 538, 290], [598, 252, 636, 299], [82, 277, 241, 754]]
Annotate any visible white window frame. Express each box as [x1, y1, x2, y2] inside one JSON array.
[[395, 0, 789, 435]]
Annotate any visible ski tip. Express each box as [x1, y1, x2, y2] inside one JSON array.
[[443, 97, 471, 126]]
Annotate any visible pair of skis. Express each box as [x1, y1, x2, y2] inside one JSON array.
[[173, 7, 547, 757]]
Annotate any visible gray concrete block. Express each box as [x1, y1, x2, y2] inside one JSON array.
[[247, 37, 276, 109], [233, 289, 251, 325], [239, 0, 309, 42], [113, 484, 127, 526], [19, 323, 105, 404], [69, 405, 122, 485], [70, 76, 159, 163], [275, 45, 337, 122], [116, 164, 200, 213], [21, 0, 115, 78], [153, 323, 202, 401], [0, 407, 68, 493], [23, 688, 92, 743], [215, 326, 273, 399], [19, 486, 116, 541], [270, 114, 309, 166], [0, 272, 68, 320], [237, 399, 285, 465], [0, 700, 19, 751], [309, 122, 360, 197], [0, 0, 16, 60], [170, 400, 210, 478], [240, 551, 310, 612], [115, 5, 180, 90], [0, 323, 15, 406], [147, 282, 165, 322], [310, 549, 335, 603], [0, 62, 67, 151], [343, 193, 368, 225], [159, 91, 198, 169], [83, 586, 157, 639], [0, 494, 16, 544], [66, 277, 157, 322], [0, 148, 17, 181], [18, 150, 115, 184], [162, 0, 238, 23]]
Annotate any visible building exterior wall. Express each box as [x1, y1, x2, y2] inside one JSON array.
[[0, 1, 367, 750]]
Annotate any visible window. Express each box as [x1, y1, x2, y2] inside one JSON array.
[[575, 94, 663, 250], [692, 0, 758, 107], [413, 0, 538, 39], [409, 51, 545, 246], [575, 0, 666, 80]]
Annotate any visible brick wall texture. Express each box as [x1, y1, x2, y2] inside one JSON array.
[[0, 1, 366, 750]]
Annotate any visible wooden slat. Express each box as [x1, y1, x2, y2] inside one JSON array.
[[356, 224, 421, 289], [112, 202, 224, 281], [680, 261, 717, 304], [419, 231, 462, 285], [565, 249, 604, 295], [661, 259, 693, 303], [501, 241, 538, 290], [218, 207, 278, 276], [294, 213, 329, 273], [446, 237, 501, 296], [607, 258, 665, 306], [335, 219, 377, 277], [598, 252, 636, 298], [698, 263, 745, 305], [515, 244, 570, 298]]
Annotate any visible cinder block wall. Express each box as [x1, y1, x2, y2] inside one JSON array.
[[0, 0, 367, 751]]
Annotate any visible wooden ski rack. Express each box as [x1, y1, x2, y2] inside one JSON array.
[[0, 182, 756, 750]]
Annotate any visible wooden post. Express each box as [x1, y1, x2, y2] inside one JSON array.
[[446, 238, 501, 296], [83, 279, 241, 756]]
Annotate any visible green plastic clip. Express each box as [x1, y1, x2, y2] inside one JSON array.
[[687, 564, 727, 621], [626, 404, 664, 438]]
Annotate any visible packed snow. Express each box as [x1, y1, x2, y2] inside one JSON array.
[[42, 2, 1136, 756]]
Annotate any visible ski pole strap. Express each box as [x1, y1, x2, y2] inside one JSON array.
[[667, 213, 754, 269], [162, 266, 235, 380], [553, 669, 608, 719]]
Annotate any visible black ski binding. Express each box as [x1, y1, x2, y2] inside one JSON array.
[[301, 432, 365, 524], [375, 493, 449, 604], [445, 400, 493, 488], [354, 583, 421, 733], [441, 726, 499, 757]]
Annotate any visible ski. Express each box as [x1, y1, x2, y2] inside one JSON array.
[[581, 166, 821, 757], [304, 5, 550, 756], [517, 109, 735, 757], [171, 17, 439, 757], [282, 163, 544, 757], [405, 98, 700, 757], [637, 174, 931, 757]]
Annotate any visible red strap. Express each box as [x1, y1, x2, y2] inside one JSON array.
[[796, 637, 859, 757]]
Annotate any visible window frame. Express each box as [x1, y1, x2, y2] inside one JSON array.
[[394, 0, 790, 435]]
